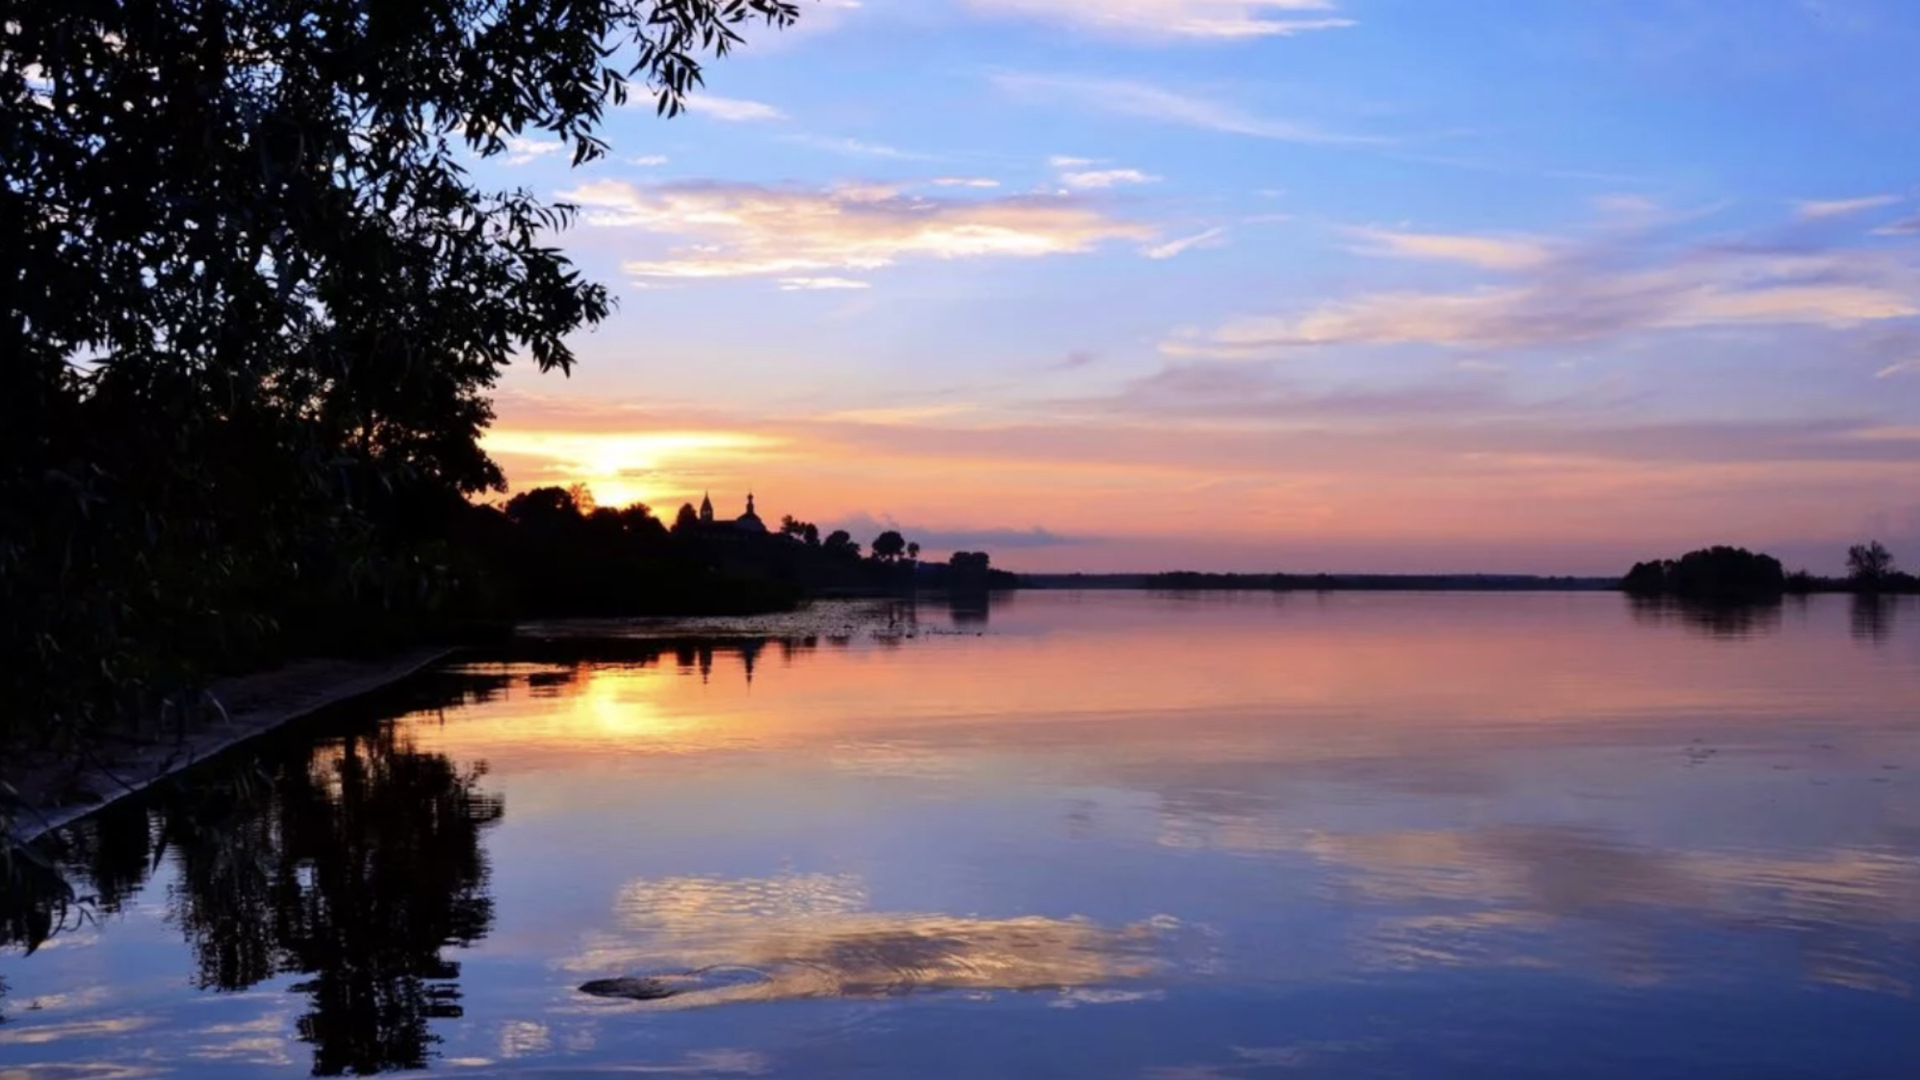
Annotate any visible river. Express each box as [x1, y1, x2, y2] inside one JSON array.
[[3, 591, 1918, 1078]]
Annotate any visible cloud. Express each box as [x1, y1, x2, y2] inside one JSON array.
[[503, 136, 565, 165], [1876, 359, 1920, 378], [1348, 227, 1554, 271], [1143, 226, 1228, 259], [563, 872, 1173, 1007], [1049, 155, 1099, 168], [628, 154, 670, 166], [1796, 194, 1900, 219], [561, 179, 1155, 283], [779, 277, 872, 291], [833, 512, 1087, 551], [964, 0, 1354, 39], [1177, 214, 1920, 355], [928, 177, 1002, 189], [996, 74, 1378, 144], [1058, 168, 1160, 190], [786, 135, 932, 160], [682, 95, 785, 122]]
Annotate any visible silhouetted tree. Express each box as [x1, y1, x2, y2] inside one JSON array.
[[907, 541, 921, 561], [673, 503, 702, 534], [1620, 547, 1784, 601], [504, 486, 583, 530], [823, 530, 861, 560], [872, 530, 908, 563], [780, 516, 822, 546], [1, 0, 802, 744], [1848, 541, 1896, 588], [950, 551, 992, 574]]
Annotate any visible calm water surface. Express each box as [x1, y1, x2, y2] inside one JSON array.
[[4, 592, 1920, 1078]]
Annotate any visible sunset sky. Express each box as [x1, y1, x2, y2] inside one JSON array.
[[477, 0, 1920, 574]]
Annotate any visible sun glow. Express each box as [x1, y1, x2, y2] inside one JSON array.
[[482, 428, 785, 509]]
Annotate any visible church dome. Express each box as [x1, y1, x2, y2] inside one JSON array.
[[735, 492, 767, 534]]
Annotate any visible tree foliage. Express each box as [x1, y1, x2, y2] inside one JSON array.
[[1847, 540, 1896, 585], [870, 530, 907, 562], [1, 0, 799, 744], [1621, 546, 1785, 601]]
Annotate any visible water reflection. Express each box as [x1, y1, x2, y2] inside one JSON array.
[[4, 595, 1920, 1079], [566, 872, 1183, 1007], [946, 589, 1001, 627], [4, 715, 502, 1076], [1850, 592, 1898, 643], [1302, 825, 1920, 989], [1627, 594, 1784, 638]]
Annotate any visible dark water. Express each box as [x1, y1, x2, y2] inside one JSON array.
[[4, 592, 1920, 1079]]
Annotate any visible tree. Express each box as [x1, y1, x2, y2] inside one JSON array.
[[1847, 541, 1896, 587], [504, 487, 582, 529], [907, 541, 921, 561], [1, 1, 802, 743], [673, 503, 701, 534], [823, 530, 860, 560], [950, 551, 992, 574], [1619, 547, 1784, 600], [871, 530, 907, 563]]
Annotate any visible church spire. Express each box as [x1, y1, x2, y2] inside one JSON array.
[[699, 491, 714, 523]]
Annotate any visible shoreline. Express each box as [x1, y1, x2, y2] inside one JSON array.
[[3, 648, 456, 847], [2, 600, 912, 849]]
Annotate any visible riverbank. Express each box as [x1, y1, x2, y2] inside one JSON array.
[[1, 600, 931, 848], [2, 648, 454, 847]]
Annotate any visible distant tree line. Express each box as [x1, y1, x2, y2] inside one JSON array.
[[1622, 541, 1917, 600], [1141, 572, 1615, 592], [479, 487, 794, 616]]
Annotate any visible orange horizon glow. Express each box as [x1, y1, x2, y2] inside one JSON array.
[[477, 396, 1920, 575]]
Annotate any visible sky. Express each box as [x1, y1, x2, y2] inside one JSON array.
[[474, 0, 1920, 574]]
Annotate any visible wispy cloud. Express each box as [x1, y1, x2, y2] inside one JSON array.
[[786, 134, 933, 160], [780, 276, 872, 291], [1796, 194, 1900, 219], [996, 73, 1380, 145], [1876, 359, 1920, 378], [1173, 212, 1920, 356], [1058, 167, 1160, 190], [964, 0, 1354, 39], [628, 154, 670, 167], [1143, 226, 1228, 259], [682, 95, 786, 122], [929, 177, 1003, 189], [1348, 227, 1555, 271], [561, 179, 1155, 284], [503, 136, 566, 165]]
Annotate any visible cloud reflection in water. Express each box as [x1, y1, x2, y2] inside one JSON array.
[[563, 872, 1184, 1007]]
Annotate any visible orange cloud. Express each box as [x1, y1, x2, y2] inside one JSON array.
[[559, 180, 1154, 285]]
